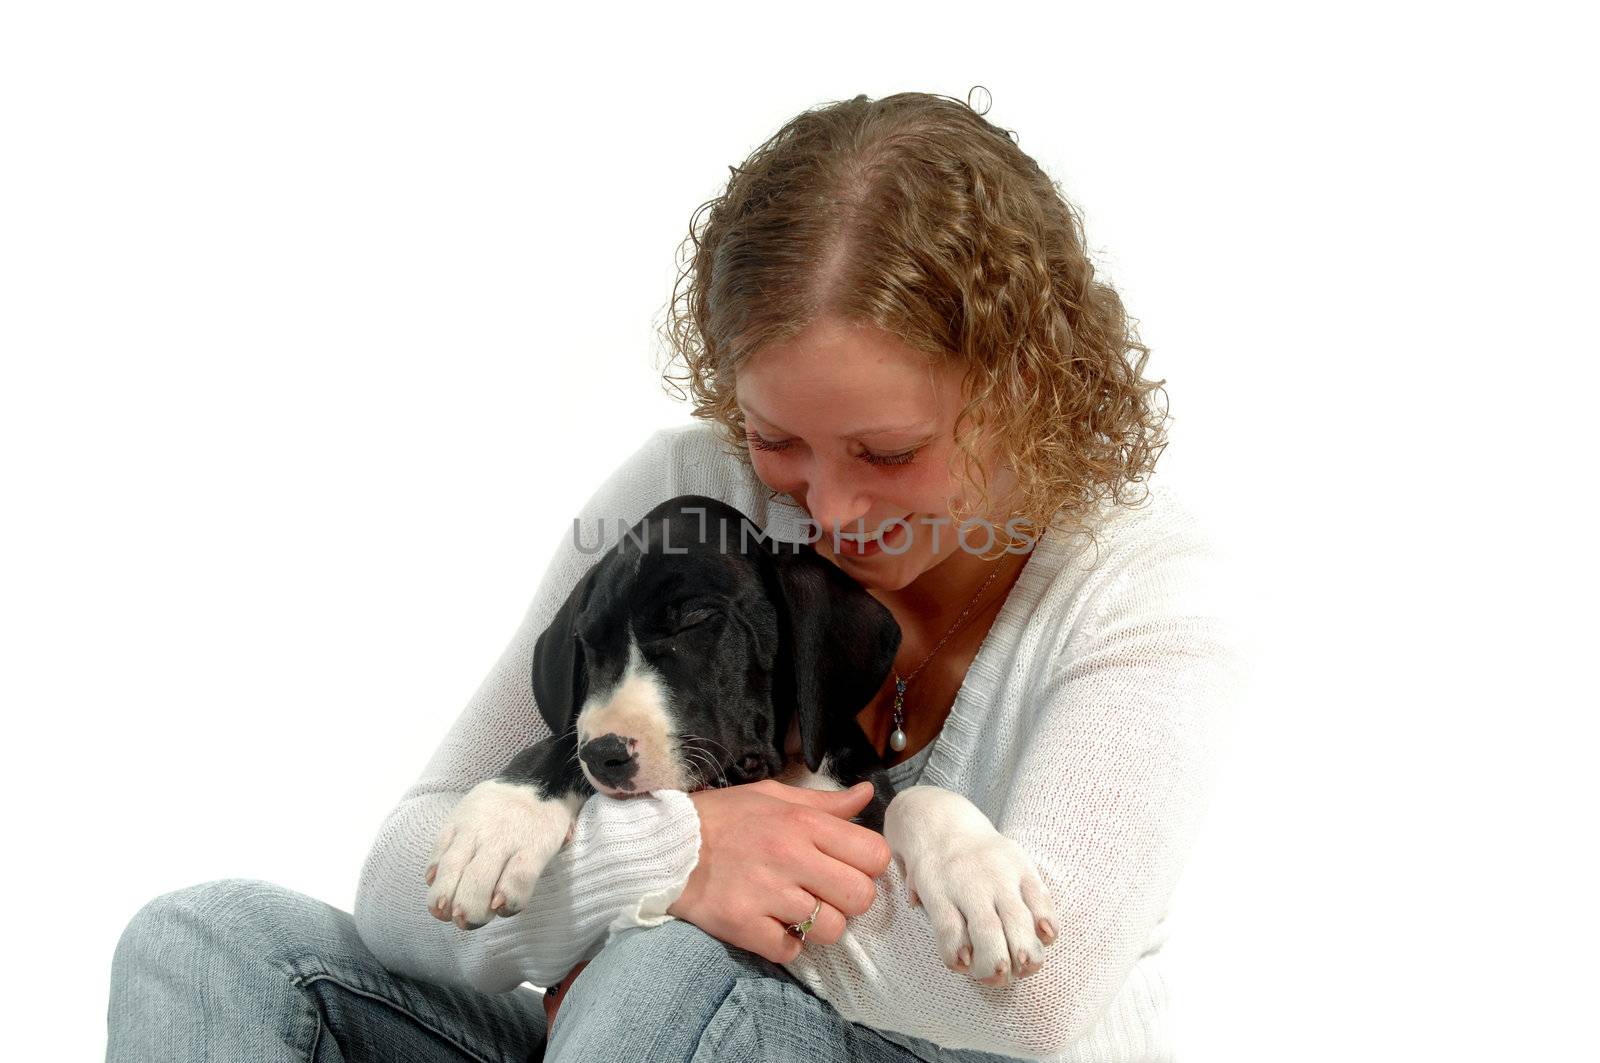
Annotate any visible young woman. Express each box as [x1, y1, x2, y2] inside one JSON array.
[[107, 89, 1245, 1062]]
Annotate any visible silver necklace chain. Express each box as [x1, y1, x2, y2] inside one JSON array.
[[886, 561, 1006, 753]]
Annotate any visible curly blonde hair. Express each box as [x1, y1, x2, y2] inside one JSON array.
[[655, 87, 1169, 555]]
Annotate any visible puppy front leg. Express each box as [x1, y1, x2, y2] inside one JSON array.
[[883, 785, 1059, 987], [426, 731, 591, 930]]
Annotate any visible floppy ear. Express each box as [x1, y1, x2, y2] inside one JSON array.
[[530, 567, 596, 738], [766, 544, 902, 772]]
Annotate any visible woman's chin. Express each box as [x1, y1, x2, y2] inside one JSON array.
[[823, 548, 925, 591]]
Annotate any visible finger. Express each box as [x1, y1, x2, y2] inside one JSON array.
[[808, 813, 893, 879], [766, 780, 876, 818], [752, 918, 807, 965], [792, 853, 877, 918], [774, 887, 847, 947], [805, 903, 848, 947]]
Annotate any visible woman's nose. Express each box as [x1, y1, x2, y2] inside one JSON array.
[[803, 467, 872, 538]]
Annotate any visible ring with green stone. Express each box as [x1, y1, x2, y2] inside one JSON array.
[[785, 897, 823, 942]]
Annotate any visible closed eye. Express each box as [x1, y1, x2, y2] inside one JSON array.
[[673, 608, 719, 633], [639, 607, 721, 650], [746, 432, 921, 468]]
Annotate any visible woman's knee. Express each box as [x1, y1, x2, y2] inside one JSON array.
[[109, 878, 550, 1063], [590, 918, 775, 994], [112, 877, 359, 983], [108, 879, 338, 1061], [547, 919, 786, 1061]]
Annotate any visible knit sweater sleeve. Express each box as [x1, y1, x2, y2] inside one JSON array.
[[779, 514, 1248, 1060], [351, 429, 705, 993]]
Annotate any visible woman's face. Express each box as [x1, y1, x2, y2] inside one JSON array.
[[734, 314, 1015, 591]]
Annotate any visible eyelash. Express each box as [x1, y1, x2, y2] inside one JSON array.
[[746, 432, 919, 468]]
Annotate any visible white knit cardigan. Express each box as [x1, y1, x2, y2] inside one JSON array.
[[352, 422, 1249, 1061]]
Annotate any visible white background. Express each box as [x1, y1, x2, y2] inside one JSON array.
[[2, 2, 1594, 1059]]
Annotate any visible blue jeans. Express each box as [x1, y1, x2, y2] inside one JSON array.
[[107, 878, 1024, 1062]]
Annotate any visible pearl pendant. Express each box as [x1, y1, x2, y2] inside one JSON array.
[[889, 676, 908, 753]]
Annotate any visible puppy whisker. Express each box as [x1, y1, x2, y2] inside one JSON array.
[[684, 733, 735, 765], [681, 746, 721, 788], [676, 734, 729, 789]]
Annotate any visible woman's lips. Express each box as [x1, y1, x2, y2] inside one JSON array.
[[835, 518, 910, 558]]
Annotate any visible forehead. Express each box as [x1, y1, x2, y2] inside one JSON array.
[[632, 546, 748, 600], [580, 534, 760, 622], [735, 319, 962, 432]]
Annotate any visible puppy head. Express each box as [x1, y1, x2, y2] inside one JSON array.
[[531, 494, 899, 796]]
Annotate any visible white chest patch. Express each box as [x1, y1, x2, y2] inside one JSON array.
[[775, 751, 844, 791]]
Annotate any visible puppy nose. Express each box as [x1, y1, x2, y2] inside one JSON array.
[[579, 733, 638, 790]]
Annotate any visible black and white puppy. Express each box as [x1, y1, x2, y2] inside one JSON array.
[[425, 494, 1058, 985]]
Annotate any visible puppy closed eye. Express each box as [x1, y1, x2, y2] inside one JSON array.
[[639, 607, 722, 653], [674, 608, 719, 632]]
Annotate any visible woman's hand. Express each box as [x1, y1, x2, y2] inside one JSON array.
[[667, 779, 891, 963]]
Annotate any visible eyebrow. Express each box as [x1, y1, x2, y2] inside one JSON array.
[[739, 401, 933, 438]]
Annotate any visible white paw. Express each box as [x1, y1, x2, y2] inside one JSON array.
[[424, 781, 578, 930], [885, 786, 1058, 986]]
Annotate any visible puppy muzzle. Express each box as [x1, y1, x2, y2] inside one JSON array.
[[578, 733, 640, 793]]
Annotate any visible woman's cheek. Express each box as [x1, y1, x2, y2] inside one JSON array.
[[748, 451, 795, 496]]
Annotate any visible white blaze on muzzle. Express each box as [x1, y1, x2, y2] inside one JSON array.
[[574, 636, 688, 796]]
